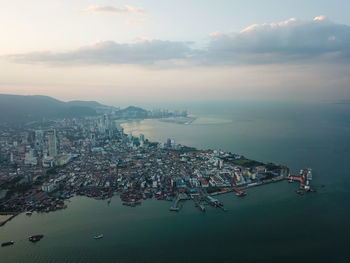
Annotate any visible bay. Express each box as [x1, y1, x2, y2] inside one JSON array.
[[1, 101, 349, 263]]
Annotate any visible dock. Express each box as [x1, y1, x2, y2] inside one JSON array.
[[170, 197, 182, 212]]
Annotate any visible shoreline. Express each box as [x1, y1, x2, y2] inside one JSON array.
[[0, 213, 19, 227]]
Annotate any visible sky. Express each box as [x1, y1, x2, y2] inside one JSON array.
[[0, 0, 350, 105]]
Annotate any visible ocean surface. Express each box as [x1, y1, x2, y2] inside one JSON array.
[[1, 101, 350, 263]]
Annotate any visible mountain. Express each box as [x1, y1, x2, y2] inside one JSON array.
[[117, 106, 149, 118], [0, 94, 98, 122], [66, 100, 104, 108]]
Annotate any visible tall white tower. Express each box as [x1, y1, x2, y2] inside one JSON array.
[[47, 129, 57, 157]]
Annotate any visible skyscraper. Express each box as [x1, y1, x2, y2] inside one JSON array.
[[47, 129, 57, 157]]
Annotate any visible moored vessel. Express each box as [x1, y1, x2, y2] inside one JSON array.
[[29, 234, 44, 242], [1, 241, 14, 247], [94, 234, 104, 239]]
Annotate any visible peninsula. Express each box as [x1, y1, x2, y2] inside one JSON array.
[[0, 95, 313, 226]]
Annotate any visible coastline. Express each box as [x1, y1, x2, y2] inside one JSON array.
[[0, 213, 18, 227]]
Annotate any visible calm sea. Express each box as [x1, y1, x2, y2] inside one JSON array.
[[1, 101, 349, 263]]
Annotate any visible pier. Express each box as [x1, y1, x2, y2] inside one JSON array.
[[170, 196, 182, 212], [194, 197, 206, 212]]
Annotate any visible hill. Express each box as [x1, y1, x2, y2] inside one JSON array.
[[0, 94, 98, 122], [117, 106, 149, 118]]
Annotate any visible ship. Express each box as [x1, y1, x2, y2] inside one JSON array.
[[94, 234, 104, 239], [234, 187, 247, 197], [307, 168, 312, 180], [236, 191, 247, 197], [1, 241, 14, 247], [29, 234, 44, 242]]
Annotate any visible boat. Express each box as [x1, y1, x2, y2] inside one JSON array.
[[307, 168, 313, 180], [94, 234, 104, 239], [236, 191, 247, 197], [288, 179, 294, 183], [1, 241, 14, 247], [26, 211, 33, 216], [29, 235, 44, 242]]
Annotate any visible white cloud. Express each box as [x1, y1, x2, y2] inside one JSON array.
[[3, 16, 350, 67], [125, 18, 148, 25], [313, 15, 328, 21], [209, 31, 223, 38], [82, 5, 146, 15]]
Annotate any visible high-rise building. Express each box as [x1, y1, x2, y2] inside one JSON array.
[[25, 148, 37, 165], [139, 134, 145, 143], [166, 138, 171, 148], [47, 129, 57, 157], [34, 130, 44, 149]]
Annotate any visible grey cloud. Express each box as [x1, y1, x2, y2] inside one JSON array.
[[204, 16, 350, 65], [6, 40, 192, 66], [4, 16, 350, 67]]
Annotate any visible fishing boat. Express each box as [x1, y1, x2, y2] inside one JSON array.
[[29, 234, 44, 242], [1, 241, 14, 247], [94, 234, 104, 239]]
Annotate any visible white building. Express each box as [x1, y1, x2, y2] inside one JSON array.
[[25, 149, 37, 166], [42, 182, 56, 192], [47, 129, 57, 157]]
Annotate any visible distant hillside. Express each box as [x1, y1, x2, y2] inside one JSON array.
[[0, 94, 98, 122], [117, 106, 149, 118], [66, 100, 104, 108]]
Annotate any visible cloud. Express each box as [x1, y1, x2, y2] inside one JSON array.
[[6, 40, 192, 66], [82, 5, 145, 15], [204, 15, 350, 65], [125, 18, 148, 25], [3, 16, 350, 67]]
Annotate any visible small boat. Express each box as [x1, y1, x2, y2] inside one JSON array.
[[94, 234, 104, 239], [236, 191, 247, 197], [26, 211, 33, 216], [288, 179, 293, 183], [29, 235, 44, 242], [1, 241, 14, 247]]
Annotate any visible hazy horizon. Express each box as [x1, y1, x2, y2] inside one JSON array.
[[1, 0, 350, 103]]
